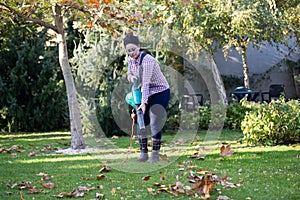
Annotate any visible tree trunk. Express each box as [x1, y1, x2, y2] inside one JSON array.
[[185, 51, 228, 106], [241, 46, 250, 89], [53, 4, 85, 149]]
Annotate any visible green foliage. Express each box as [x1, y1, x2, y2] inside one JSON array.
[[71, 29, 187, 137], [167, 100, 257, 131], [197, 105, 211, 130], [179, 100, 254, 131], [95, 66, 128, 137], [221, 75, 243, 90], [163, 100, 180, 130], [224, 100, 254, 130], [71, 29, 126, 137], [0, 20, 68, 132], [276, 0, 300, 40], [241, 98, 300, 146]]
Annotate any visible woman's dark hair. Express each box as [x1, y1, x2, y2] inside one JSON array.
[[123, 33, 140, 47]]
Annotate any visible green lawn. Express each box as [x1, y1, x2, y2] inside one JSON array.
[[0, 130, 299, 200]]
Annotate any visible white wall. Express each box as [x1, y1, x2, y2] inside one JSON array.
[[184, 39, 300, 100]]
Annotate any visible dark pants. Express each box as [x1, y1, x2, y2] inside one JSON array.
[[138, 89, 170, 139]]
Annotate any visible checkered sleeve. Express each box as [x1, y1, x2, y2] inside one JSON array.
[[127, 58, 133, 80], [127, 58, 139, 82]]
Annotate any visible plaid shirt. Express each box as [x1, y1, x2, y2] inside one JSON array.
[[127, 53, 169, 104]]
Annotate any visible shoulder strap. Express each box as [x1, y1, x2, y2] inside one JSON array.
[[139, 51, 148, 66], [137, 51, 148, 88]]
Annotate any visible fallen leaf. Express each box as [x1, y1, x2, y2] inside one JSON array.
[[147, 187, 160, 195], [188, 152, 199, 158], [28, 186, 43, 194], [42, 182, 55, 189], [142, 176, 151, 181], [28, 152, 36, 157], [111, 187, 116, 195], [42, 175, 51, 181], [111, 135, 119, 139], [99, 165, 112, 173], [96, 192, 105, 198], [196, 169, 210, 174], [67, 190, 84, 197], [170, 181, 185, 196], [78, 185, 98, 192], [190, 173, 217, 199], [188, 165, 198, 169], [159, 154, 170, 163], [196, 156, 205, 161], [6, 182, 12, 188], [153, 182, 163, 187], [37, 172, 51, 181], [220, 144, 235, 156], [221, 180, 236, 188], [157, 187, 168, 192], [217, 195, 230, 200], [160, 173, 166, 181], [17, 182, 32, 189], [96, 174, 106, 180], [195, 136, 202, 141], [36, 172, 48, 176], [94, 138, 102, 143]]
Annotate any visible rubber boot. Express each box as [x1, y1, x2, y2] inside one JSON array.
[[137, 137, 148, 162], [147, 139, 161, 163], [147, 150, 160, 163]]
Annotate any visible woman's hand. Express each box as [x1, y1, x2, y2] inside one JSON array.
[[137, 103, 146, 114], [127, 74, 137, 83]]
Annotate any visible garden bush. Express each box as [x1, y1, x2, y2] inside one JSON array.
[[0, 22, 68, 132], [224, 100, 254, 130], [197, 104, 211, 129], [184, 100, 254, 131], [241, 98, 300, 146], [165, 100, 249, 131]]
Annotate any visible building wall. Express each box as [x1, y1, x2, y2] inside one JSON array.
[[183, 40, 300, 102]]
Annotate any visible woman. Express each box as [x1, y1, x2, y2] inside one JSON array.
[[124, 33, 170, 163]]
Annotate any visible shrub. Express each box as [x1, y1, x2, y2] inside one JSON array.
[[198, 105, 211, 130], [164, 100, 180, 130], [241, 98, 300, 146], [193, 100, 255, 131], [0, 22, 68, 132], [224, 100, 254, 130]]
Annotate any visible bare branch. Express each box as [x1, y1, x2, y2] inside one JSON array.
[[0, 3, 59, 33]]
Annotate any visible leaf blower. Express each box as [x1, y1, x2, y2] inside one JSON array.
[[125, 79, 146, 131]]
